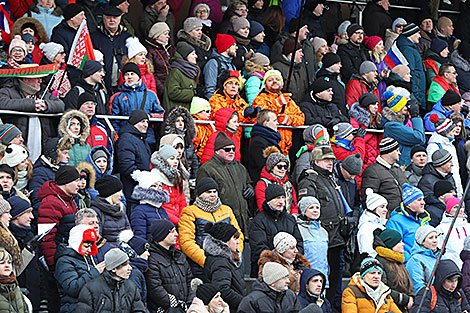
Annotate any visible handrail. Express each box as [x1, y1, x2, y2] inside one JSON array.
[[326, 0, 461, 14]]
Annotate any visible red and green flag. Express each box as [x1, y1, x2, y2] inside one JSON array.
[[67, 20, 95, 69], [0, 63, 61, 77]]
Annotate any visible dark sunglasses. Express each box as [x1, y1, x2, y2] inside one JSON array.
[[276, 164, 288, 170], [223, 147, 235, 152], [396, 24, 405, 28]]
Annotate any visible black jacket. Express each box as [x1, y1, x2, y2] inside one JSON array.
[[301, 10, 326, 39], [424, 194, 446, 227], [75, 270, 146, 312], [315, 66, 347, 116], [63, 76, 109, 115], [362, 2, 392, 39], [91, 196, 131, 245], [145, 243, 194, 313], [299, 94, 348, 128], [237, 278, 302, 313], [337, 42, 370, 83], [417, 163, 456, 203]]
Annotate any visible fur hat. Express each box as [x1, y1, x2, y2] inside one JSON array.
[[131, 170, 167, 189]]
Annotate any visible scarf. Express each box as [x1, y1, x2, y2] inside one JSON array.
[[124, 80, 142, 90], [330, 136, 354, 151], [50, 68, 71, 96], [194, 196, 222, 213], [0, 272, 16, 284], [251, 123, 281, 146], [15, 171, 28, 191], [18, 79, 40, 96], [171, 58, 199, 80], [362, 279, 382, 304], [6, 58, 20, 69], [375, 246, 405, 263]]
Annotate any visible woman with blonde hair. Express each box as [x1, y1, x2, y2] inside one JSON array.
[[364, 36, 389, 98]]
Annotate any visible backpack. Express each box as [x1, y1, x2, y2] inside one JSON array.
[[196, 56, 230, 99]]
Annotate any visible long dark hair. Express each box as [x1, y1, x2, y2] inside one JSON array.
[[260, 6, 285, 32]]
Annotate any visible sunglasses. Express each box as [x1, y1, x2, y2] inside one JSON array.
[[276, 164, 288, 170], [396, 24, 405, 28], [223, 147, 236, 152]]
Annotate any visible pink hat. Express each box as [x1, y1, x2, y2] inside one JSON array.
[[446, 197, 462, 214], [363, 36, 383, 51], [9, 35, 27, 55]]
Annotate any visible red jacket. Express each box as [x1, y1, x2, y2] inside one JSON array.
[[161, 184, 187, 225], [331, 135, 367, 188], [38, 181, 78, 266], [346, 77, 382, 112], [255, 167, 298, 214], [200, 107, 241, 164]]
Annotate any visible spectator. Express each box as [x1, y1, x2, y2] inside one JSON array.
[[316, 52, 347, 115], [295, 197, 329, 289], [203, 222, 246, 310], [177, 18, 211, 70], [162, 42, 200, 110], [384, 17, 406, 51], [111, 0, 135, 35], [203, 34, 237, 99], [57, 110, 91, 167], [75, 208, 112, 262], [386, 184, 429, 261], [244, 51, 271, 105], [115, 110, 151, 205], [426, 180, 456, 227], [330, 123, 366, 163], [250, 20, 269, 57], [190, 97, 215, 159], [357, 188, 388, 257], [3, 35, 27, 70], [0, 124, 24, 148], [451, 41, 470, 94], [0, 198, 24, 274], [237, 262, 302, 312], [386, 64, 412, 94], [337, 23, 369, 83], [218, 0, 248, 34], [395, 23, 426, 108], [228, 16, 252, 71], [405, 225, 439, 292], [255, 146, 298, 213], [450, 113, 468, 187], [436, 16, 457, 53], [85, 146, 112, 181], [75, 161, 96, 209], [0, 248, 28, 313], [0, 165, 28, 202], [140, 0, 175, 44], [461, 236, 470, 301], [312, 37, 328, 71], [404, 146, 427, 186], [146, 219, 195, 313], [259, 6, 285, 48], [427, 63, 460, 106], [1, 144, 31, 192], [331, 20, 350, 53], [39, 42, 71, 98], [145, 22, 176, 101], [10, 18, 46, 65], [247, 0, 264, 21], [29, 0, 63, 39], [76, 248, 146, 312], [425, 90, 463, 131], [362, 0, 392, 39], [300, 0, 326, 39], [54, 224, 104, 312], [424, 38, 449, 85], [417, 16, 437, 57], [298, 268, 331, 312], [188, 282, 230, 313], [364, 36, 389, 98], [333, 153, 362, 217], [345, 60, 381, 111], [192, 3, 215, 40]]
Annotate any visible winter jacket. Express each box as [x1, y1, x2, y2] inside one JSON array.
[[330, 136, 366, 164], [193, 115, 216, 160], [357, 210, 386, 257], [273, 57, 309, 104], [419, 166, 456, 210], [384, 28, 399, 52], [297, 269, 331, 312], [145, 243, 194, 313], [176, 30, 212, 70], [0, 280, 28, 313], [58, 110, 91, 167], [424, 100, 470, 132], [245, 71, 265, 106], [163, 57, 198, 110], [418, 29, 436, 58], [249, 202, 304, 265], [451, 49, 470, 93], [381, 106, 426, 166], [203, 50, 236, 99], [197, 154, 252, 234], [91, 196, 130, 245], [301, 10, 326, 40], [427, 75, 460, 104], [362, 2, 392, 39], [299, 94, 348, 128], [203, 234, 246, 311], [255, 167, 298, 214], [436, 213, 470, 269], [38, 181, 78, 266], [252, 89, 305, 154], [29, 5, 63, 39], [315, 66, 347, 115], [85, 145, 113, 180], [63, 76, 109, 115], [425, 194, 447, 227], [342, 273, 401, 313], [461, 250, 470, 301], [29, 156, 60, 212], [386, 204, 431, 262], [228, 30, 252, 71], [423, 49, 447, 85], [50, 20, 76, 56], [209, 89, 250, 128], [115, 123, 151, 202], [295, 215, 329, 289], [395, 34, 427, 107], [145, 38, 176, 100], [346, 74, 381, 111], [411, 259, 470, 313], [336, 41, 370, 83], [179, 201, 243, 276], [405, 163, 424, 187], [118, 62, 157, 94], [237, 277, 302, 313], [76, 269, 146, 312]]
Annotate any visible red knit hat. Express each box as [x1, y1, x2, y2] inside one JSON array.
[[215, 34, 236, 53], [363, 36, 383, 51], [79, 228, 98, 256], [446, 197, 462, 214]]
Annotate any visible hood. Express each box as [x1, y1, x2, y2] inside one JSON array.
[[302, 124, 328, 143], [214, 107, 237, 131], [381, 106, 406, 124], [150, 152, 179, 183], [203, 234, 241, 266], [429, 100, 447, 115], [358, 210, 386, 230], [37, 180, 73, 201], [131, 185, 170, 204], [68, 224, 98, 256], [299, 268, 326, 298], [59, 110, 91, 145], [434, 259, 462, 294], [349, 102, 372, 127], [85, 146, 113, 179], [75, 161, 96, 189], [164, 105, 196, 141], [451, 50, 470, 72], [11, 16, 49, 43], [176, 29, 211, 52]]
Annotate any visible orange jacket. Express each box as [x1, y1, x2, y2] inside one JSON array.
[[192, 115, 216, 159], [209, 89, 250, 123], [252, 89, 305, 154]]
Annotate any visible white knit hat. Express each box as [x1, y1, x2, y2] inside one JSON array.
[[262, 262, 289, 285], [0, 144, 28, 168], [131, 170, 167, 189], [39, 42, 64, 61], [126, 37, 147, 60], [273, 232, 297, 254], [415, 225, 437, 246], [365, 188, 388, 212]]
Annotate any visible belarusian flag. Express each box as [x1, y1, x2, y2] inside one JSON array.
[[67, 20, 95, 69]]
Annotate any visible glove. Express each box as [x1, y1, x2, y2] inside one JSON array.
[[242, 186, 255, 200], [243, 106, 260, 119], [327, 117, 341, 128], [461, 104, 469, 118], [407, 99, 420, 118], [26, 233, 45, 252], [354, 128, 367, 138]]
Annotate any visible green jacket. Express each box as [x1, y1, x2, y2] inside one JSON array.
[[0, 281, 28, 313], [162, 54, 197, 111]]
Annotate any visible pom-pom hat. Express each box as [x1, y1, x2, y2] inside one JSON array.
[[430, 113, 456, 136]]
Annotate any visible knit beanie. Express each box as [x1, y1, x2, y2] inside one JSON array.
[[21, 33, 35, 44], [337, 20, 351, 35], [311, 78, 331, 94], [391, 64, 410, 78], [359, 93, 379, 108], [214, 132, 235, 151], [392, 18, 406, 31], [231, 16, 250, 33], [193, 3, 211, 17], [410, 146, 426, 159], [265, 147, 289, 172], [215, 34, 236, 53], [262, 262, 289, 285], [204, 222, 238, 242], [158, 144, 179, 160], [342, 153, 363, 176], [333, 122, 353, 138], [0, 198, 11, 216], [304, 124, 329, 146], [122, 62, 141, 79], [363, 36, 383, 51], [8, 36, 26, 55], [364, 188, 388, 212], [429, 114, 456, 136], [445, 197, 461, 214], [402, 23, 420, 37], [298, 196, 320, 216], [378, 229, 402, 249], [265, 183, 286, 202], [430, 38, 448, 54], [55, 165, 80, 185], [249, 20, 264, 38], [432, 149, 452, 167], [383, 90, 407, 113], [0, 124, 22, 145], [360, 257, 383, 278], [402, 183, 424, 206], [273, 232, 297, 254], [247, 52, 270, 67], [7, 196, 31, 219], [282, 38, 301, 56], [441, 90, 462, 107], [347, 24, 363, 38], [184, 17, 203, 33], [433, 180, 454, 198], [104, 248, 129, 270], [190, 97, 211, 115], [288, 17, 307, 34], [359, 61, 377, 75], [39, 42, 64, 62], [126, 37, 147, 60], [437, 16, 453, 31], [196, 283, 219, 305], [176, 41, 195, 59], [82, 60, 103, 78], [128, 109, 149, 125], [91, 149, 108, 164], [196, 177, 219, 196], [312, 37, 327, 52], [322, 52, 341, 68], [379, 137, 399, 155], [63, 3, 84, 20], [149, 22, 170, 39], [95, 175, 123, 198], [150, 219, 175, 242], [263, 70, 283, 86], [415, 225, 437, 246]]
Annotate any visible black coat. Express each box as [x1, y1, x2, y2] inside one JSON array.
[[75, 270, 146, 312], [337, 42, 370, 83], [145, 243, 194, 313], [362, 2, 392, 39], [249, 202, 303, 264], [91, 196, 131, 245], [301, 10, 326, 39], [425, 194, 446, 227], [315, 67, 347, 116], [417, 163, 456, 202], [237, 278, 302, 313], [299, 94, 348, 127], [63, 76, 109, 115]]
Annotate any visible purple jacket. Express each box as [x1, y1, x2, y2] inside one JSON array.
[[461, 250, 470, 301], [373, 59, 389, 100]]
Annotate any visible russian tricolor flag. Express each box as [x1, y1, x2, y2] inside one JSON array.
[[0, 0, 12, 34], [384, 42, 409, 69]]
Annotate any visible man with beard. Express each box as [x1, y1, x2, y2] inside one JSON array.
[[337, 23, 370, 82]]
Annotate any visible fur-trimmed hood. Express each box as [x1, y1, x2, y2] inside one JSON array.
[[349, 102, 372, 127], [75, 161, 96, 189], [177, 29, 211, 52], [382, 106, 406, 124], [12, 16, 49, 43], [451, 50, 470, 72], [164, 106, 196, 141], [58, 110, 90, 145], [259, 250, 310, 269], [131, 185, 170, 205], [203, 234, 241, 267], [150, 152, 179, 184]]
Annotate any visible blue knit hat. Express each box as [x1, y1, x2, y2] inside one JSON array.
[[384, 90, 407, 113], [402, 183, 424, 206], [7, 196, 32, 219]]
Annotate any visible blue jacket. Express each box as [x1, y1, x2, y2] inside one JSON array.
[[85, 146, 113, 181], [424, 100, 470, 131], [111, 81, 163, 145], [386, 203, 431, 262], [203, 50, 236, 99], [405, 242, 439, 293], [395, 34, 426, 107], [297, 268, 332, 313], [30, 7, 63, 38], [245, 73, 263, 106]]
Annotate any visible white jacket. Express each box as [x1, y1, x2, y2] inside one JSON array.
[[357, 210, 387, 257], [436, 213, 470, 268]]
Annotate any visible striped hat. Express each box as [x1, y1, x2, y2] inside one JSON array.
[[429, 113, 456, 136], [384, 90, 407, 113], [379, 137, 399, 155], [402, 183, 424, 206], [0, 124, 22, 145], [402, 23, 420, 37]]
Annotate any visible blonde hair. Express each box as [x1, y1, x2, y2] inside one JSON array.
[[370, 46, 385, 64], [122, 56, 154, 74]]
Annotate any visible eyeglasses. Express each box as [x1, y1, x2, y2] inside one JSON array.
[[276, 164, 288, 170], [195, 9, 208, 13], [11, 49, 24, 54], [396, 24, 405, 28], [236, 7, 248, 11], [223, 147, 236, 152]]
